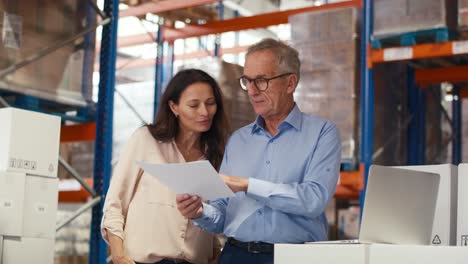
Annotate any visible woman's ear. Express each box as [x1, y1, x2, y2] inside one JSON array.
[[168, 100, 179, 117]]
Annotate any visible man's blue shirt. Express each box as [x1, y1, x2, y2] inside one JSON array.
[[194, 105, 341, 243]]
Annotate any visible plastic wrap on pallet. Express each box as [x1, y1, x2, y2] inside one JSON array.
[[178, 58, 256, 132], [373, 0, 457, 37], [289, 7, 359, 44], [373, 63, 407, 165], [289, 7, 360, 164], [460, 0, 468, 30], [0, 0, 95, 107]]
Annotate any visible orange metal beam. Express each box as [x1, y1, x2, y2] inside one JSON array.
[[58, 179, 93, 203], [415, 65, 468, 87], [120, 0, 219, 18], [60, 123, 96, 142], [162, 0, 362, 42], [96, 45, 250, 71], [370, 42, 455, 64]]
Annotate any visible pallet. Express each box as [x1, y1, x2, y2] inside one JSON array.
[[371, 28, 451, 49], [0, 90, 95, 122]]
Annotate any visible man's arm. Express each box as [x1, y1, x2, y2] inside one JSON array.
[[224, 123, 341, 219], [176, 194, 228, 234]]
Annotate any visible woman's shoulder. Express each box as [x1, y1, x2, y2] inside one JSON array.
[[129, 126, 174, 150]]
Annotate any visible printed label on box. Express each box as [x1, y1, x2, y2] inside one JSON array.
[[35, 203, 48, 214], [0, 199, 13, 209]]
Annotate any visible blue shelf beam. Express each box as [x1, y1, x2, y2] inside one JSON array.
[[407, 66, 426, 165], [360, 0, 374, 211], [154, 19, 165, 119], [452, 86, 462, 165], [90, 0, 119, 263]]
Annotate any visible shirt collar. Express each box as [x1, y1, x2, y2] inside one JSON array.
[[251, 104, 302, 134]]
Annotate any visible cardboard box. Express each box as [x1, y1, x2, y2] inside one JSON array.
[[22, 175, 58, 239], [0, 171, 26, 236], [368, 244, 468, 264], [275, 243, 369, 264], [373, 0, 457, 37], [0, 108, 61, 177], [457, 164, 468, 246], [396, 164, 457, 245], [2, 236, 54, 264]]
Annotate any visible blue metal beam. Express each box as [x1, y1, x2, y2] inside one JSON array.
[[452, 86, 462, 164], [360, 0, 374, 211], [90, 0, 118, 263], [154, 19, 164, 119], [407, 66, 426, 165], [214, 1, 224, 57]]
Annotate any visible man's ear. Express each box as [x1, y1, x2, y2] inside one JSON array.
[[286, 74, 298, 94]]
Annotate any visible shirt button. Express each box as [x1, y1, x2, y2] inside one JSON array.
[[266, 161, 270, 164], [180, 233, 185, 238], [258, 211, 262, 215]]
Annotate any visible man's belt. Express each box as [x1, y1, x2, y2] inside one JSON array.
[[227, 237, 274, 254]]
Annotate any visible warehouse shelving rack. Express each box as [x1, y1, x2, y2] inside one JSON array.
[[361, 0, 468, 205]]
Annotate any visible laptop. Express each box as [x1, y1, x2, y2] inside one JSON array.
[[311, 165, 440, 245]]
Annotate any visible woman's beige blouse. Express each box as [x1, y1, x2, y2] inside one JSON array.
[[101, 127, 220, 264]]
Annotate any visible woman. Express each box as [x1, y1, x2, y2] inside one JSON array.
[[101, 69, 230, 264]]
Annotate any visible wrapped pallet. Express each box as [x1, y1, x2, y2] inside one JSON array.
[[373, 0, 457, 37], [460, 0, 468, 30], [0, 0, 95, 107], [290, 7, 360, 165]]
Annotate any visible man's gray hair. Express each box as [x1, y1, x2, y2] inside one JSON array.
[[246, 38, 301, 83]]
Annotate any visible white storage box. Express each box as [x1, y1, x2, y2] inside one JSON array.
[[275, 243, 369, 264], [457, 164, 468, 246], [396, 164, 457, 245], [0, 236, 3, 261], [22, 175, 58, 239], [369, 244, 468, 264], [0, 171, 26, 236], [0, 108, 60, 178], [2, 237, 54, 264]]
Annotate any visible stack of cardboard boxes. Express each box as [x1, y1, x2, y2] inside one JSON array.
[[0, 108, 60, 264]]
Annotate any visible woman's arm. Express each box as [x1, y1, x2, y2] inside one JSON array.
[[108, 232, 135, 264]]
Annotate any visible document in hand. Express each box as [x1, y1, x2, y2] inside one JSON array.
[[136, 160, 235, 200]]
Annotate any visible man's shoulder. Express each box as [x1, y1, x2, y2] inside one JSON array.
[[300, 112, 337, 130]]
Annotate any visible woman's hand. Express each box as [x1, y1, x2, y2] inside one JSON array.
[[112, 255, 136, 264], [220, 174, 249, 193]]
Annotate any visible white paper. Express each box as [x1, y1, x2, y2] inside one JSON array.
[[136, 160, 234, 200]]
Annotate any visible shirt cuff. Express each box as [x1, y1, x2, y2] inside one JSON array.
[[247, 178, 275, 199], [192, 202, 217, 227]]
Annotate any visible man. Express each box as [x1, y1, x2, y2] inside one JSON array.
[[176, 38, 341, 264]]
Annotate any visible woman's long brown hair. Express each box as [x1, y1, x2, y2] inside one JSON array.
[[147, 69, 230, 170]]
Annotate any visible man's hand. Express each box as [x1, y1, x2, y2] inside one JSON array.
[[112, 255, 135, 264], [176, 194, 203, 219], [220, 174, 249, 193]]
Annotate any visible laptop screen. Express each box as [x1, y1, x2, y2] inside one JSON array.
[[359, 165, 440, 245]]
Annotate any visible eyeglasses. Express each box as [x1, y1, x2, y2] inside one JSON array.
[[239, 72, 293, 92]]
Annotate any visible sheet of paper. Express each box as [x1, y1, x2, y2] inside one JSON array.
[[136, 160, 234, 200]]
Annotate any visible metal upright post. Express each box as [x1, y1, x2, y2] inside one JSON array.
[[407, 66, 426, 165], [360, 0, 374, 210], [214, 1, 224, 57], [154, 18, 164, 119], [90, 0, 118, 262], [452, 85, 462, 164]]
